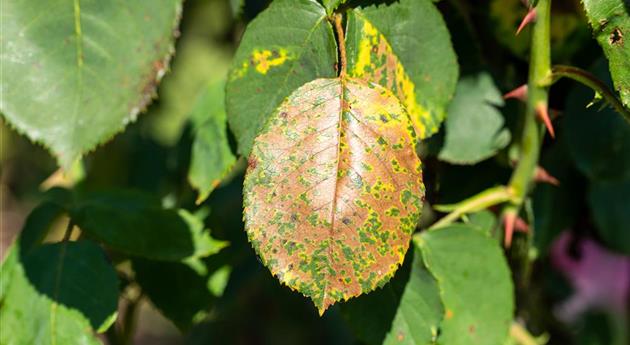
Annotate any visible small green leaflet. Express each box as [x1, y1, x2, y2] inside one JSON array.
[[0, 0, 182, 168], [188, 80, 237, 203], [438, 72, 510, 164]]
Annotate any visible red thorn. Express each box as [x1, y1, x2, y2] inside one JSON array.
[[504, 85, 528, 102], [536, 103, 555, 138], [516, 9, 537, 35], [514, 217, 530, 233], [503, 212, 517, 248], [535, 166, 560, 186]]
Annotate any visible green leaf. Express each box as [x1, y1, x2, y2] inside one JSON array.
[[581, 0, 630, 108], [19, 201, 65, 254], [438, 72, 510, 164], [415, 225, 514, 345], [1, 241, 119, 344], [0, 0, 183, 168], [345, 0, 458, 139], [564, 59, 630, 181], [226, 0, 337, 156], [464, 210, 498, 235], [244, 77, 424, 314], [321, 0, 346, 13], [72, 192, 228, 261], [588, 179, 630, 254], [189, 80, 237, 203], [342, 247, 442, 345]]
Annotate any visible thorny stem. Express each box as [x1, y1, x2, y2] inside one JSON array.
[[550, 65, 630, 122], [508, 0, 551, 207], [333, 13, 346, 77]]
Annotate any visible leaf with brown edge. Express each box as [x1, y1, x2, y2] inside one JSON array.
[[243, 76, 424, 314]]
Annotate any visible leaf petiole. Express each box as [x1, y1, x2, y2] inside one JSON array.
[[549, 65, 630, 122]]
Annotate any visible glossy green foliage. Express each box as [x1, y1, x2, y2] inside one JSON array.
[[72, 192, 227, 261], [0, 0, 182, 168], [438, 72, 510, 164], [345, 0, 458, 139], [415, 225, 514, 345], [225, 0, 337, 156], [188, 81, 237, 203], [0, 241, 119, 345], [581, 0, 630, 108], [342, 247, 442, 345]]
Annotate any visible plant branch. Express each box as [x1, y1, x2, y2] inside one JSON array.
[[333, 13, 346, 77], [550, 65, 630, 121], [430, 186, 514, 230], [508, 0, 551, 207]]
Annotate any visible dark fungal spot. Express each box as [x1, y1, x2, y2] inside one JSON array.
[[380, 114, 388, 123], [248, 156, 257, 169], [342, 217, 351, 225], [610, 28, 623, 45]]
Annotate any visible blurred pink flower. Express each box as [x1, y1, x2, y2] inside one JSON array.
[[550, 231, 630, 322]]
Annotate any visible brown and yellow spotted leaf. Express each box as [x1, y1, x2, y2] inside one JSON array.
[[243, 77, 424, 314]]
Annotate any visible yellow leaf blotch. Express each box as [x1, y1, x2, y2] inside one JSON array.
[[229, 48, 293, 80], [253, 48, 291, 74], [350, 16, 436, 138]]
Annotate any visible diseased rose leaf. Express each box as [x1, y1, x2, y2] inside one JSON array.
[[581, 0, 630, 109], [244, 77, 424, 314], [0, 0, 182, 168], [345, 0, 458, 139], [226, 0, 337, 156]]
